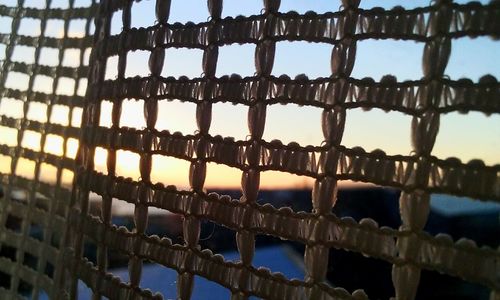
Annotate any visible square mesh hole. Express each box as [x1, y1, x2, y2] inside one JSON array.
[[146, 209, 181, 238], [197, 219, 236, 252], [39, 47, 60, 67], [6, 214, 22, 233], [210, 102, 248, 140], [68, 19, 87, 38], [116, 150, 140, 179], [82, 236, 97, 264], [170, 0, 209, 23], [0, 270, 11, 289], [88, 192, 103, 218], [334, 186, 401, 228], [44, 134, 64, 156], [120, 99, 146, 129], [27, 102, 48, 123], [328, 247, 394, 299], [216, 44, 255, 77], [260, 170, 314, 190], [0, 17, 13, 34], [110, 197, 138, 221], [89, 19, 97, 36], [16, 158, 36, 179], [274, 41, 332, 78], [24, 0, 45, 8], [0, 98, 24, 119], [18, 279, 33, 296], [78, 280, 93, 299], [163, 48, 203, 78], [74, 0, 94, 7], [0, 154, 12, 174], [50, 104, 70, 125], [0, 245, 17, 266], [205, 162, 242, 189], [83, 47, 91, 65], [0, 43, 6, 61], [66, 138, 79, 159], [5, 72, 30, 91], [131, 0, 156, 29], [280, 0, 342, 13], [352, 40, 424, 81], [33, 75, 54, 94], [234, 237, 306, 277], [21, 130, 42, 151], [44, 262, 54, 278], [433, 112, 500, 165], [221, 0, 263, 17], [34, 194, 49, 211], [3, 0, 17, 5], [23, 251, 39, 269], [0, 126, 18, 147], [45, 19, 65, 38], [126, 50, 150, 77], [343, 108, 412, 155], [150, 155, 190, 190], [11, 46, 36, 64], [359, 0, 426, 9], [156, 100, 197, 134], [71, 107, 83, 127], [77, 78, 88, 96], [90, 196, 108, 225], [18, 18, 41, 36], [264, 104, 323, 146], [99, 100, 113, 128], [105, 55, 119, 80], [110, 9, 123, 35], [56, 77, 76, 96], [10, 190, 28, 206], [189, 276, 230, 299], [97, 198, 134, 229], [50, 0, 69, 9], [94, 147, 108, 174], [62, 49, 81, 67], [61, 168, 74, 186], [446, 37, 500, 81], [103, 262, 175, 296]]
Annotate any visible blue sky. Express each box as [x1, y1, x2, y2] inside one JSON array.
[[117, 0, 500, 165], [97, 0, 500, 190]]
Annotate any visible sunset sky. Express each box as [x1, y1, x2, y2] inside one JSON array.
[[0, 0, 499, 190]]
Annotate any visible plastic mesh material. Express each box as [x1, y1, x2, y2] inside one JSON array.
[[1, 0, 499, 299], [0, 1, 97, 298]]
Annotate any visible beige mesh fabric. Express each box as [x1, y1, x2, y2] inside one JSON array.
[[0, 1, 97, 299], [0, 0, 499, 299]]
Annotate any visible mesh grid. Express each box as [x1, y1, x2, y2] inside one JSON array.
[[0, 1, 97, 298], [1, 0, 499, 299]]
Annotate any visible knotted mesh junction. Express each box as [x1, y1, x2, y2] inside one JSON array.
[[1, 0, 499, 299]]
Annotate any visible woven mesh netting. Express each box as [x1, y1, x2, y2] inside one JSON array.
[[0, 0, 97, 298], [1, 0, 500, 299]]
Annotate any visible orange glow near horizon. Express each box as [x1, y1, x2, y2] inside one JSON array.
[[2, 96, 500, 190], [2, 143, 361, 190], [2, 98, 499, 190], [1, 33, 499, 191]]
